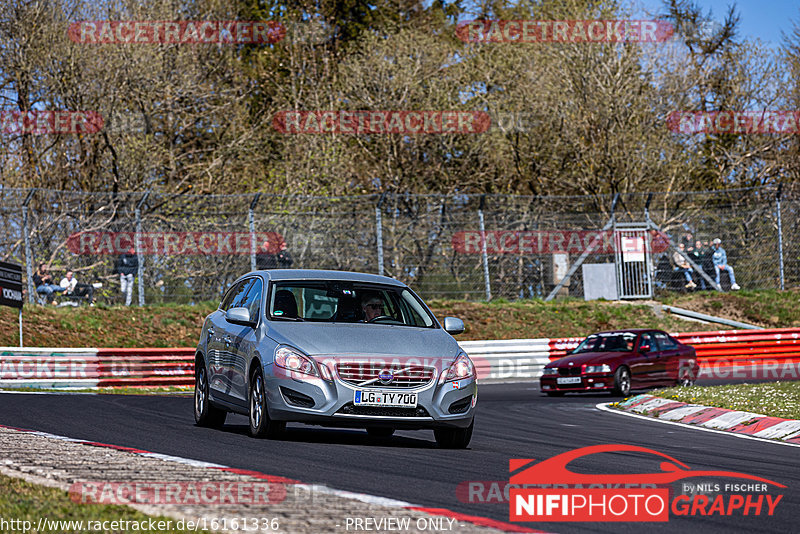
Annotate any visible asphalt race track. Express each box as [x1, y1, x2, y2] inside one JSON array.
[[1, 383, 797, 534]]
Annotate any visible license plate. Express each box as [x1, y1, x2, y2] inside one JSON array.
[[557, 376, 582, 385], [354, 390, 417, 407]]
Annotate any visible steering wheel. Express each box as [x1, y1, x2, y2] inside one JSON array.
[[368, 315, 395, 323]]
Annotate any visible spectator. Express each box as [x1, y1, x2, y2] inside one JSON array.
[[113, 247, 139, 305], [361, 294, 386, 321], [679, 231, 695, 254], [59, 270, 95, 305], [690, 240, 710, 290], [672, 243, 696, 289], [32, 263, 65, 304], [700, 239, 717, 284], [256, 240, 293, 270], [711, 238, 740, 290]]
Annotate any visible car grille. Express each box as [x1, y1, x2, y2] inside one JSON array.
[[336, 362, 435, 388], [336, 403, 431, 418], [558, 367, 582, 376]]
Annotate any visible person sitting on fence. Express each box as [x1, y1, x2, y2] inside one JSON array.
[[59, 270, 95, 305], [32, 263, 66, 304], [711, 238, 741, 290], [672, 243, 696, 290]]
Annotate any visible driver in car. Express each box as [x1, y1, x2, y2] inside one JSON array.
[[361, 295, 385, 321]]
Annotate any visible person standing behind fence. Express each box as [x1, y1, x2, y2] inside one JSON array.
[[690, 240, 710, 290], [113, 247, 139, 305], [711, 238, 740, 290]]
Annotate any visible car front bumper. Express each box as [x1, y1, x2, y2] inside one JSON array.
[[540, 374, 614, 393], [264, 368, 476, 429]]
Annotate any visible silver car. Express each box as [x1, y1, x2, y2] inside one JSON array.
[[194, 269, 476, 448]]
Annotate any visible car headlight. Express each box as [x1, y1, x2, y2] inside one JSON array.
[[585, 364, 611, 373], [541, 367, 559, 376], [439, 352, 474, 383], [275, 346, 332, 380]]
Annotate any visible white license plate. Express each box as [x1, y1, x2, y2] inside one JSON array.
[[556, 376, 582, 385], [354, 390, 417, 407]]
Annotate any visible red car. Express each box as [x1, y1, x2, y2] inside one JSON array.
[[540, 329, 698, 397]]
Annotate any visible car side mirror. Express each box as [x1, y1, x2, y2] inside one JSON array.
[[639, 344, 651, 353], [226, 307, 255, 327], [443, 317, 465, 335]]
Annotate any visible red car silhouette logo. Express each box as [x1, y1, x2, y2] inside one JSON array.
[[510, 444, 785, 487]]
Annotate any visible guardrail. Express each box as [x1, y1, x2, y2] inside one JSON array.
[[0, 348, 195, 388], [2, 327, 800, 388]]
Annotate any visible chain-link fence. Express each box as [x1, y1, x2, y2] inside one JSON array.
[[0, 185, 797, 305]]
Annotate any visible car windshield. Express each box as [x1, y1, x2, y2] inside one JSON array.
[[267, 280, 436, 328], [572, 333, 637, 353]]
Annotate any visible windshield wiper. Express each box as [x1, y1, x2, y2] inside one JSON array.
[[271, 316, 304, 321]]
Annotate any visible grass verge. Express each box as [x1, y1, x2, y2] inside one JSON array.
[[0, 473, 197, 533], [651, 382, 800, 420]]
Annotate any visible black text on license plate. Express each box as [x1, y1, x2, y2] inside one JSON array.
[[557, 376, 582, 385], [354, 390, 417, 407]]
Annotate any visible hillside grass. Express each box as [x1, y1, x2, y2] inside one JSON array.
[[1, 289, 798, 348]]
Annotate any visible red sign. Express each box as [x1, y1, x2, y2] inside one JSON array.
[[452, 230, 669, 255]]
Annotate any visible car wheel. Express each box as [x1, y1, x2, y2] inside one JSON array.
[[434, 420, 473, 449], [366, 427, 395, 438], [194, 362, 226, 428], [546, 392, 565, 397], [612, 366, 631, 397], [249, 367, 285, 439], [677, 366, 696, 387]]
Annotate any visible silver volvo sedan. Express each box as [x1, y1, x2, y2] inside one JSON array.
[[194, 270, 476, 448]]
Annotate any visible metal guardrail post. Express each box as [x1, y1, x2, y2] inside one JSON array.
[[376, 193, 387, 276], [777, 184, 784, 291], [22, 190, 36, 304], [135, 192, 150, 306], [478, 195, 491, 301], [249, 193, 261, 272]]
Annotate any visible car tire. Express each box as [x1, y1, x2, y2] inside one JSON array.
[[366, 427, 395, 438], [546, 392, 565, 397], [434, 420, 473, 449], [612, 366, 631, 397], [194, 362, 226, 428], [249, 366, 285, 439]]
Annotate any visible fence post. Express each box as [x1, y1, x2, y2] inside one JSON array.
[[249, 193, 261, 272], [135, 192, 150, 307], [777, 184, 784, 291], [376, 193, 386, 276], [22, 190, 36, 304], [478, 195, 492, 301]]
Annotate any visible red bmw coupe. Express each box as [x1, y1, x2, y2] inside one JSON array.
[[540, 329, 698, 397]]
